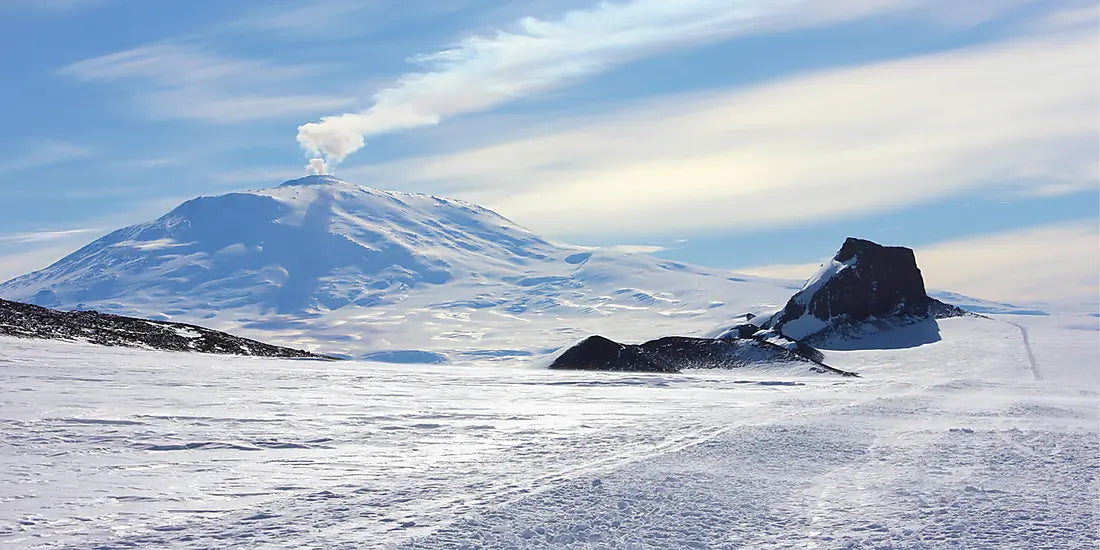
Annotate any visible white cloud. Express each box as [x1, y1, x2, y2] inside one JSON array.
[[61, 44, 355, 122], [916, 220, 1099, 308], [607, 244, 667, 254], [352, 29, 1097, 238], [306, 158, 328, 176], [234, 0, 369, 33], [122, 157, 180, 169], [0, 245, 79, 283], [0, 228, 102, 244], [3, 140, 93, 172], [0, 227, 108, 282], [733, 262, 821, 281], [297, 0, 1007, 162], [1030, 1, 1098, 32]]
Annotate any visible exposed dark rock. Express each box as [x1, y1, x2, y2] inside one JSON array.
[[0, 298, 334, 359], [767, 237, 964, 343], [548, 335, 676, 373], [723, 323, 760, 339], [548, 334, 856, 376]]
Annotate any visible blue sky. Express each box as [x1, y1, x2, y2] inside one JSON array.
[[0, 0, 1097, 307]]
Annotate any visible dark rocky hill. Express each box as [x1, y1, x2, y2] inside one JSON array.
[[0, 299, 333, 359], [549, 334, 856, 376], [764, 237, 964, 344], [550, 236, 966, 373]]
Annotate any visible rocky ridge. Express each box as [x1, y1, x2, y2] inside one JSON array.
[[0, 299, 332, 359]]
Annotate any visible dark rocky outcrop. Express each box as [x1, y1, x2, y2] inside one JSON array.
[[551, 237, 969, 374], [548, 334, 856, 376], [766, 237, 964, 344], [548, 335, 677, 373], [0, 299, 334, 359]]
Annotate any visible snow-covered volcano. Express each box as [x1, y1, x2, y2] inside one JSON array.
[[0, 175, 796, 359], [4, 176, 549, 314]]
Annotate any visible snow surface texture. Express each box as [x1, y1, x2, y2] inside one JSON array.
[[0, 175, 796, 360], [1, 312, 1096, 548]]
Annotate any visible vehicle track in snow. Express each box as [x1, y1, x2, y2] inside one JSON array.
[[1005, 321, 1041, 380]]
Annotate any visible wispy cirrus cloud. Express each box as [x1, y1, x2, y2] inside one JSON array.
[[349, 28, 1097, 238], [0, 228, 103, 244], [61, 44, 355, 122], [0, 245, 83, 283], [233, 0, 369, 33], [0, 0, 113, 13], [915, 219, 1099, 308], [4, 140, 93, 172], [737, 220, 1100, 308], [0, 227, 107, 282], [293, 0, 894, 162], [295, 0, 1052, 163]]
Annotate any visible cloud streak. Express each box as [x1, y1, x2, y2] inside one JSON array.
[[4, 140, 93, 172], [0, 228, 103, 244], [0, 227, 107, 282], [62, 44, 355, 122], [0, 0, 113, 13], [736, 220, 1099, 308], [915, 220, 1099, 308], [295, 0, 957, 162], [351, 28, 1097, 237]]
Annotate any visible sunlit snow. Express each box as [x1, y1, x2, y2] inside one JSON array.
[[1, 312, 1095, 548]]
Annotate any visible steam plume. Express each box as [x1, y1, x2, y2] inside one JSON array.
[[306, 158, 328, 175]]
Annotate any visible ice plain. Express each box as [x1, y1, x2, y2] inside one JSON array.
[[1, 310, 1096, 549]]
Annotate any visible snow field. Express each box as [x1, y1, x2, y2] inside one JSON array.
[[1, 312, 1097, 548]]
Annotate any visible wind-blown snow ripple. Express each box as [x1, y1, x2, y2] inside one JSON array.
[[0, 337, 827, 548], [1, 312, 1096, 549]]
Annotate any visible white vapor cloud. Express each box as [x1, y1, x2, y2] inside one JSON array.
[[351, 28, 1098, 238], [62, 44, 355, 122], [296, 0, 978, 162], [306, 158, 328, 176]]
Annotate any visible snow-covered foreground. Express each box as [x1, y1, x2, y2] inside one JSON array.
[[1, 314, 1097, 548]]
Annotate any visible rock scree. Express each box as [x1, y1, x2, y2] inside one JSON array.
[[0, 298, 333, 359], [549, 334, 856, 376]]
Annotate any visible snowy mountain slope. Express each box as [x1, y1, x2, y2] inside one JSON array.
[[0, 175, 795, 359], [1, 175, 556, 316]]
